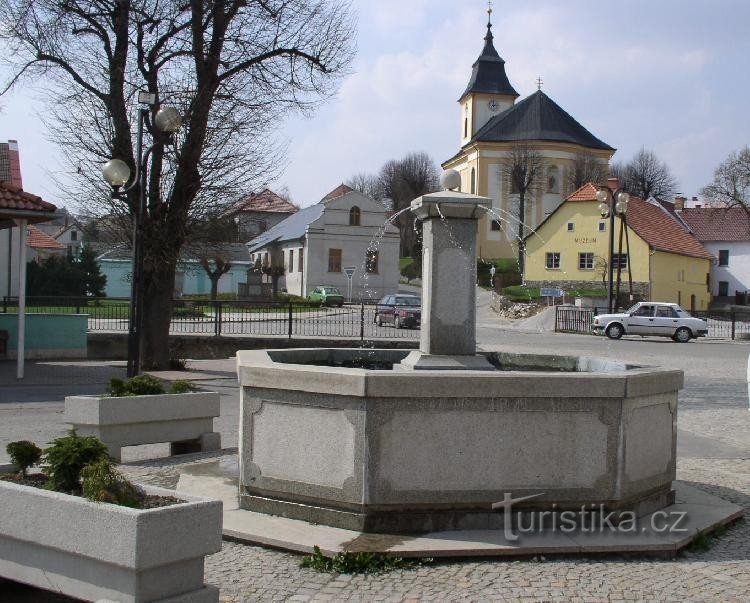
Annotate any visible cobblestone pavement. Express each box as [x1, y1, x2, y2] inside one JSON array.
[[113, 453, 750, 603]]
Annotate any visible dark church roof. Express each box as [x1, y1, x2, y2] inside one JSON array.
[[472, 90, 614, 151], [460, 19, 518, 100]]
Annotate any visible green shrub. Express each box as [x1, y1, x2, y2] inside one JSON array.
[[172, 306, 206, 319], [170, 380, 198, 394], [6, 440, 42, 477], [81, 458, 143, 507], [107, 375, 165, 397], [401, 260, 422, 281], [301, 545, 420, 574], [42, 430, 110, 493]]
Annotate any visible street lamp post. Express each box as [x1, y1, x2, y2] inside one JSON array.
[[597, 177, 630, 314], [101, 93, 182, 377]]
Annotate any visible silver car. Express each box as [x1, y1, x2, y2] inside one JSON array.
[[592, 302, 708, 343]]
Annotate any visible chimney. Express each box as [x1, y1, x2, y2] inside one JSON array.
[[7, 140, 23, 189], [606, 177, 620, 192], [673, 194, 687, 211]]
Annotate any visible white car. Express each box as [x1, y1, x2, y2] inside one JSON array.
[[592, 302, 708, 343]]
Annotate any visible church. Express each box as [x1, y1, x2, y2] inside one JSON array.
[[442, 8, 615, 260]]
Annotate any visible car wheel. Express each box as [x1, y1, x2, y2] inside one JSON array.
[[376, 314, 383, 327], [674, 327, 692, 343], [394, 316, 401, 329], [605, 323, 624, 340]]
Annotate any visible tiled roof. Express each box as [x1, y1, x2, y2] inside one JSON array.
[[246, 204, 325, 253], [472, 90, 614, 151], [231, 189, 298, 214], [321, 184, 354, 201], [679, 208, 750, 242], [0, 181, 56, 213], [564, 183, 714, 260], [27, 225, 65, 250]]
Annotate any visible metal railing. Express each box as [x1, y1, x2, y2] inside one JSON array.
[[554, 305, 750, 340], [1, 296, 419, 341]]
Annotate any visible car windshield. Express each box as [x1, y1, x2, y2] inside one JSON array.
[[323, 287, 342, 294], [394, 297, 420, 306], [673, 305, 692, 317]]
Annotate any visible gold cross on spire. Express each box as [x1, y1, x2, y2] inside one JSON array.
[[536, 76, 543, 91]]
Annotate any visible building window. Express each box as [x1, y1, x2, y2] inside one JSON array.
[[598, 222, 606, 232], [464, 117, 468, 138], [263, 252, 269, 267], [490, 219, 502, 231], [71, 230, 78, 241], [349, 206, 361, 226], [718, 281, 729, 296], [470, 168, 476, 194], [298, 248, 304, 272], [366, 250, 379, 274], [578, 252, 594, 270], [545, 252, 560, 269], [567, 222, 575, 232], [546, 166, 559, 193], [612, 253, 628, 269], [328, 248, 342, 272], [288, 249, 294, 273], [718, 249, 729, 266]]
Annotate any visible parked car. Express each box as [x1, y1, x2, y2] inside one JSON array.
[[308, 286, 344, 307], [592, 302, 708, 342], [375, 294, 421, 329]]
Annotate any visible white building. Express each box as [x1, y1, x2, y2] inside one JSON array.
[[679, 207, 750, 299], [247, 185, 400, 301]]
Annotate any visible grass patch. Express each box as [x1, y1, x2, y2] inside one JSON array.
[[685, 524, 731, 554], [301, 546, 427, 575], [502, 286, 540, 301]]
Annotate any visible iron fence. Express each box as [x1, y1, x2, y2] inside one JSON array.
[[555, 305, 750, 340], [1, 296, 419, 340]]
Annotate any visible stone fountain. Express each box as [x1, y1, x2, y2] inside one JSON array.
[[236, 172, 681, 533]]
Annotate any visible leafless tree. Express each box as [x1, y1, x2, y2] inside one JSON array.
[[502, 144, 542, 274], [346, 172, 383, 203], [610, 147, 677, 200], [568, 151, 607, 191], [0, 0, 354, 368], [377, 152, 440, 256], [700, 146, 750, 210]]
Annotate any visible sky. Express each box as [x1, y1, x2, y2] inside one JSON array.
[[2, 0, 749, 210]]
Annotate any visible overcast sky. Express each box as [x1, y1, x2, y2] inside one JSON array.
[[2, 0, 749, 210]]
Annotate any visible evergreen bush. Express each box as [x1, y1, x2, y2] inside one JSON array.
[[41, 430, 110, 493], [81, 458, 143, 507], [6, 440, 42, 477]]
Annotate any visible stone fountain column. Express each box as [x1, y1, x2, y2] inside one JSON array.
[[400, 185, 494, 370]]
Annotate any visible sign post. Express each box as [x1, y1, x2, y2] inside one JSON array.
[[540, 287, 565, 306], [343, 266, 356, 301]]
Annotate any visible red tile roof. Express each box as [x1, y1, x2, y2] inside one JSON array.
[[231, 189, 298, 214], [679, 207, 750, 242], [0, 181, 57, 213], [321, 184, 354, 201], [27, 224, 65, 250], [565, 183, 714, 260]]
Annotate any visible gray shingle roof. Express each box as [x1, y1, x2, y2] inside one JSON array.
[[460, 23, 519, 100], [472, 90, 614, 151], [246, 203, 324, 253]]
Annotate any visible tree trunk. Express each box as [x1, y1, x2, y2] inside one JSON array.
[[141, 263, 176, 370], [517, 191, 526, 275], [209, 276, 220, 301]]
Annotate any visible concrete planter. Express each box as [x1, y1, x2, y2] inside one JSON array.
[[0, 478, 221, 602], [65, 392, 221, 461]]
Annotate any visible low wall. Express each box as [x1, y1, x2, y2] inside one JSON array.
[[0, 314, 87, 359]]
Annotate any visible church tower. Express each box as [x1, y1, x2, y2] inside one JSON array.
[[458, 5, 518, 147]]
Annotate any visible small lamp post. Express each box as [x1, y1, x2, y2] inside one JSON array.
[[102, 95, 182, 377], [597, 178, 630, 313]]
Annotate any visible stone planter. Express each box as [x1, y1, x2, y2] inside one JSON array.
[[65, 392, 221, 461], [0, 478, 222, 602]]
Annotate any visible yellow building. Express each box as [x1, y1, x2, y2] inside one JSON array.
[[524, 183, 714, 310], [442, 12, 614, 259]]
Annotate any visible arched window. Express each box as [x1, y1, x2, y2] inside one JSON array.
[[349, 206, 361, 226], [546, 165, 560, 193], [470, 168, 476, 194]]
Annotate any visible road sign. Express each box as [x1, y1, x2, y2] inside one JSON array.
[[540, 287, 564, 298], [343, 266, 356, 278]]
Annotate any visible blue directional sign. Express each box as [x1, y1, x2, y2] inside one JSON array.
[[540, 287, 564, 298]]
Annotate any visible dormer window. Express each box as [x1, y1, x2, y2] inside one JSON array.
[[349, 206, 361, 226]]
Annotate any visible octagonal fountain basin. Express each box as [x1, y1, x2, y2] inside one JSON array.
[[237, 348, 681, 533]]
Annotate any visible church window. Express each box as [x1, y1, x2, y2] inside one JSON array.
[[546, 166, 559, 193], [490, 219, 502, 231], [349, 206, 361, 226], [470, 168, 476, 194], [328, 248, 342, 272]]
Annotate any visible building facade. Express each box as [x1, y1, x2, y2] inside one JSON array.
[[442, 14, 614, 260], [525, 183, 714, 310], [247, 186, 400, 300], [228, 189, 298, 242]]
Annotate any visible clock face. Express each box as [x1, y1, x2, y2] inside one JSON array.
[[488, 99, 499, 112]]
